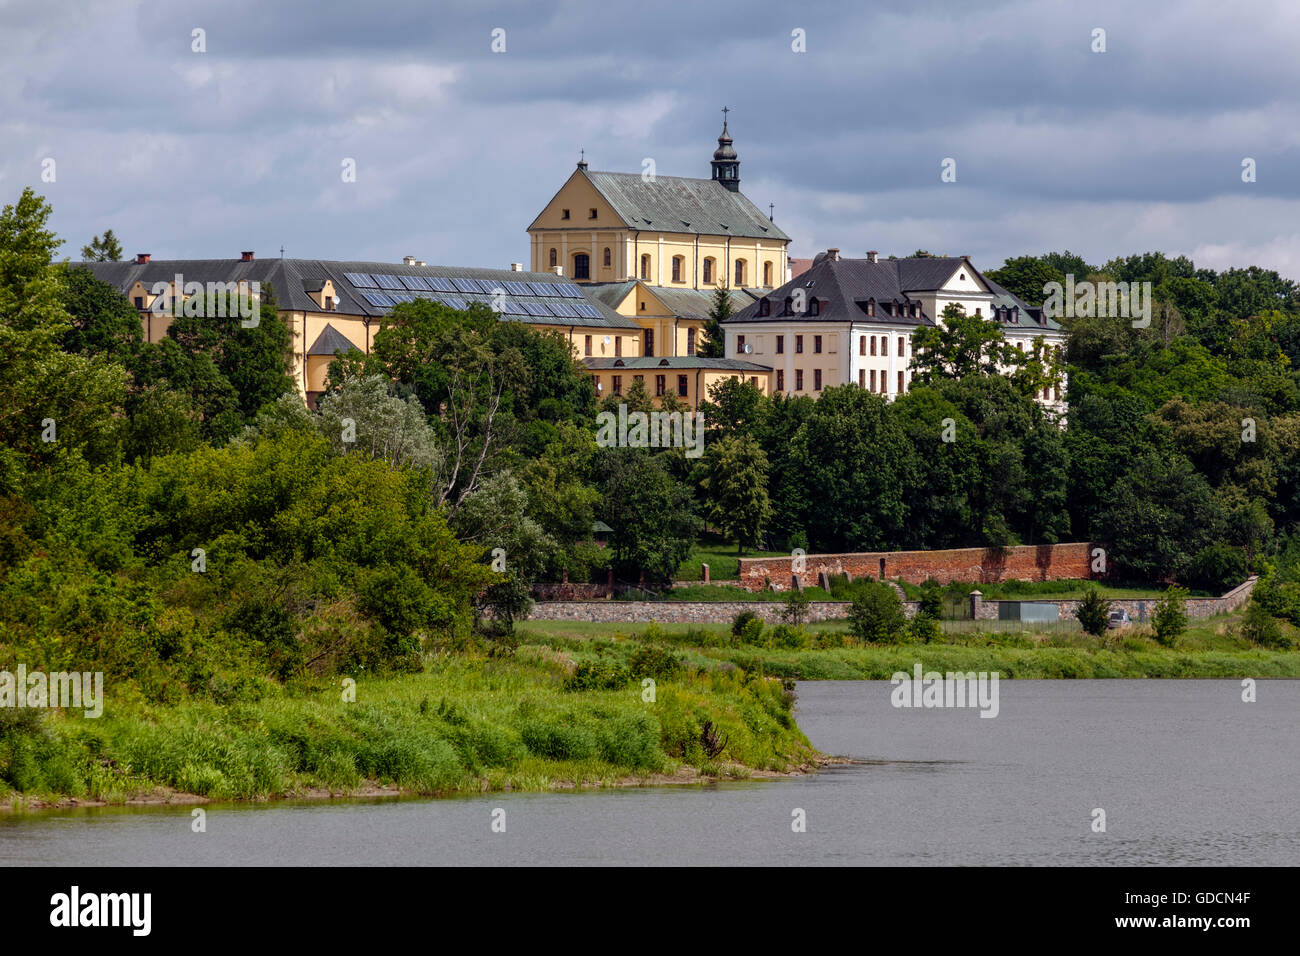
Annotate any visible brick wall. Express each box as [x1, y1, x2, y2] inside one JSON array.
[[737, 542, 1097, 591]]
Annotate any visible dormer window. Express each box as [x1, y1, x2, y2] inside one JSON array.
[[759, 298, 771, 317], [783, 296, 793, 316], [808, 298, 820, 317], [867, 300, 875, 317]]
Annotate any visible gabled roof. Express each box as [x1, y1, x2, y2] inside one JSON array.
[[78, 258, 640, 330], [568, 169, 789, 242], [727, 253, 1061, 332], [308, 323, 360, 356]]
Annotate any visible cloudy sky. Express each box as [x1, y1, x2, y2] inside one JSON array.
[[4, 0, 1300, 277]]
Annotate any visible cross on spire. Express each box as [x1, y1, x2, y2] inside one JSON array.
[[721, 105, 729, 129]]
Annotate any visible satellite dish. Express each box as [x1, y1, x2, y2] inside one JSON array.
[[331, 296, 340, 307], [596, 382, 603, 391], [603, 336, 611, 345], [743, 343, 753, 354]]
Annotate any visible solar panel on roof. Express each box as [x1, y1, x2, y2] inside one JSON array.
[[426, 277, 455, 293], [521, 302, 550, 317], [361, 291, 394, 307], [400, 275, 430, 291], [573, 303, 602, 318], [441, 295, 467, 310], [526, 282, 556, 296], [555, 284, 585, 299], [374, 274, 405, 290], [547, 301, 578, 318], [344, 272, 377, 288], [451, 277, 482, 293], [503, 281, 534, 296], [502, 301, 529, 316]]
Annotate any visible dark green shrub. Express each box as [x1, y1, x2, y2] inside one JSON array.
[[1075, 587, 1111, 637], [1184, 544, 1247, 594], [1241, 599, 1287, 648], [731, 609, 759, 638], [628, 644, 683, 681], [847, 582, 905, 644], [1152, 586, 1188, 647], [565, 659, 631, 691], [769, 623, 807, 648], [519, 718, 597, 760], [908, 615, 941, 644]]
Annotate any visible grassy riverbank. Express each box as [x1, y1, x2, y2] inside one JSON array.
[[0, 652, 818, 809], [518, 611, 1300, 679]]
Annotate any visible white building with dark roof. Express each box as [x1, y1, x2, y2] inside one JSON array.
[[724, 249, 1067, 411]]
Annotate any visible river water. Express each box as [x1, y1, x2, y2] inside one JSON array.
[[2, 680, 1296, 866]]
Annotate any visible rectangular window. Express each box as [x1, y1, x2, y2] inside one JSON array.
[[870, 369, 876, 391], [615, 336, 622, 357], [655, 375, 666, 397], [584, 335, 592, 356], [795, 335, 803, 354], [736, 335, 745, 352], [814, 335, 822, 354], [776, 369, 785, 391], [776, 335, 784, 354], [645, 329, 654, 357], [870, 337, 877, 356], [678, 375, 688, 397], [133, 296, 144, 309], [750, 376, 758, 387], [612, 375, 622, 395], [687, 328, 696, 356], [859, 369, 865, 387], [672, 258, 682, 282], [898, 337, 904, 357], [898, 370, 905, 393], [795, 369, 804, 391], [814, 369, 822, 390], [859, 336, 866, 356]]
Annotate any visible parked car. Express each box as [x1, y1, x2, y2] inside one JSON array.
[[1107, 608, 1131, 629]]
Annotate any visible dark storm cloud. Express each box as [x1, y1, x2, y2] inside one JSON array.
[[3, 0, 1300, 275]]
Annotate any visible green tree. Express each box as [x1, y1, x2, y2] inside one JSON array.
[[79, 229, 124, 262], [911, 304, 1024, 384], [700, 433, 771, 555], [1075, 586, 1111, 637], [699, 287, 731, 358], [847, 582, 906, 644], [985, 256, 1065, 307], [596, 448, 700, 584], [1152, 586, 1188, 647]]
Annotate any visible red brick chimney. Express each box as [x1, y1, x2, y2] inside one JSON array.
[[241, 251, 255, 261], [135, 253, 150, 264]]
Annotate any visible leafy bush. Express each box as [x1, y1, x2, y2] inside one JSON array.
[[737, 615, 766, 646], [1075, 587, 1111, 637], [1152, 586, 1188, 647], [918, 580, 944, 619], [847, 582, 906, 644], [731, 609, 759, 638], [769, 623, 808, 649], [565, 659, 631, 691], [1184, 544, 1247, 594], [1240, 599, 1287, 648], [908, 615, 941, 644], [628, 643, 683, 681], [519, 717, 598, 760]]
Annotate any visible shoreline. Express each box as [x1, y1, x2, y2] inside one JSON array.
[[2, 754, 846, 814]]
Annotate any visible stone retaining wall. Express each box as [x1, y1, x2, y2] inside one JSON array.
[[527, 577, 1257, 625]]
